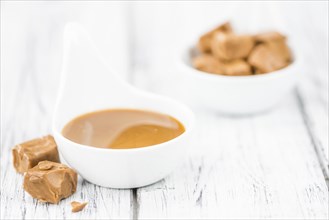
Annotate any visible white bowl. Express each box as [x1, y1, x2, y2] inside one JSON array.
[[178, 46, 299, 114], [52, 23, 195, 189], [53, 92, 195, 189]]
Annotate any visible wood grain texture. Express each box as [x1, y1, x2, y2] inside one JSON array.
[[0, 26, 132, 219], [131, 1, 328, 219], [277, 0, 329, 185], [136, 97, 328, 219], [1, 1, 328, 219]]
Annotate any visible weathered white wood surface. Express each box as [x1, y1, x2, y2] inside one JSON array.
[[1, 1, 328, 219]]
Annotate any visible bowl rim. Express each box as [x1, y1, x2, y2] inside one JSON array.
[[178, 44, 299, 83]]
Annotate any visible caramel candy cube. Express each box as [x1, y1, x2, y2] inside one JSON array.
[[223, 59, 252, 76], [254, 31, 286, 43], [198, 22, 232, 53], [211, 32, 255, 61], [248, 41, 292, 73], [12, 135, 60, 173], [71, 201, 88, 212], [192, 54, 225, 75], [23, 161, 77, 204]]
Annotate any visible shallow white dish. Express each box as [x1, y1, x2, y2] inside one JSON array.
[[178, 46, 300, 114], [52, 23, 195, 189]]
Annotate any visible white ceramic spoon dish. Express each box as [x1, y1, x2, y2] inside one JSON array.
[[52, 23, 195, 189]]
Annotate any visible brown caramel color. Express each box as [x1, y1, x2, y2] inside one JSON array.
[[211, 32, 255, 61], [12, 135, 60, 173], [193, 54, 225, 74], [254, 31, 286, 43], [62, 109, 185, 149], [223, 59, 252, 76], [194, 21, 291, 75], [23, 161, 77, 204], [71, 201, 88, 212], [198, 22, 232, 53], [248, 41, 291, 73], [193, 55, 251, 76]]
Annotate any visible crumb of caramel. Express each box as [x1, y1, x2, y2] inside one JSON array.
[[71, 201, 88, 213]]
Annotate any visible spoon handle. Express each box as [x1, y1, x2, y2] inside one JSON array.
[[54, 22, 133, 118]]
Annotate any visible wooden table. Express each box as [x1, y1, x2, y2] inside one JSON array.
[[1, 2, 328, 219]]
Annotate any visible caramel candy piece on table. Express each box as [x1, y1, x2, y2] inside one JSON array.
[[198, 22, 232, 53], [248, 41, 292, 73], [211, 32, 255, 61], [71, 201, 88, 213], [192, 54, 225, 75], [254, 31, 286, 43], [23, 161, 77, 204], [223, 59, 252, 76], [12, 135, 60, 173]]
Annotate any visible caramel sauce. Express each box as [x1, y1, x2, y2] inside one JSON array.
[[62, 109, 185, 149]]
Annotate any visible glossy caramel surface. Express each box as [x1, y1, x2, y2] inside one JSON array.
[[62, 109, 185, 149]]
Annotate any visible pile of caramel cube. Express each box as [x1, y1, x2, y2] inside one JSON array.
[[193, 22, 292, 76]]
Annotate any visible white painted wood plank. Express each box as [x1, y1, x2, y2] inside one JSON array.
[[0, 23, 132, 220], [1, 142, 132, 220], [0, 88, 133, 220], [275, 0, 328, 182], [1, 1, 328, 219], [297, 79, 328, 183], [131, 2, 328, 219], [296, 22, 328, 183], [136, 96, 328, 219], [0, 77, 133, 219]]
